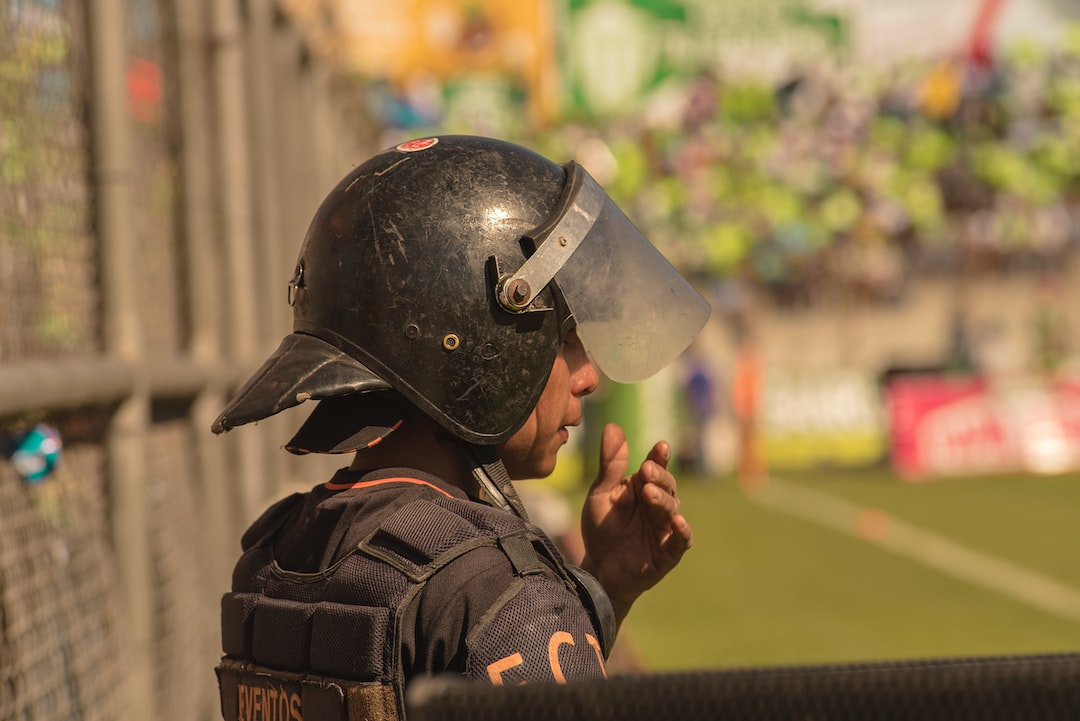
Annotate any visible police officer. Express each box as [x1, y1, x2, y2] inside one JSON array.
[[212, 135, 711, 721]]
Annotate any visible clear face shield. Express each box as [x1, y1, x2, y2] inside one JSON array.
[[495, 162, 711, 383]]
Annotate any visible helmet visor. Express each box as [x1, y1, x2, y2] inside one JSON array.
[[552, 169, 711, 383]]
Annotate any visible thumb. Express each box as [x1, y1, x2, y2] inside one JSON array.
[[593, 423, 630, 491]]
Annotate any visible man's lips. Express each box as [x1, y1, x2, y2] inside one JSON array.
[[558, 418, 580, 443]]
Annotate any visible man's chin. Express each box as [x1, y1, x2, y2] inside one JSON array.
[[504, 457, 559, 482]]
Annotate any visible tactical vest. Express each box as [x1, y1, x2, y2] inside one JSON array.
[[217, 486, 615, 721]]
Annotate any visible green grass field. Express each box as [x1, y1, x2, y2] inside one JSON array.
[[610, 468, 1080, 673]]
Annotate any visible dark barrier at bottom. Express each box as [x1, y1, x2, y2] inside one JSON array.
[[406, 653, 1080, 721]]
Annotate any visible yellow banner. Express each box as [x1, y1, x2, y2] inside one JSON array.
[[333, 0, 557, 124]]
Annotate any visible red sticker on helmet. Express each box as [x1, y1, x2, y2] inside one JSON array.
[[396, 138, 439, 152]]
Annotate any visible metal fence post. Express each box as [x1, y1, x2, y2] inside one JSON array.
[[210, 0, 273, 525], [86, 0, 154, 718], [247, 0, 290, 346], [175, 0, 232, 659]]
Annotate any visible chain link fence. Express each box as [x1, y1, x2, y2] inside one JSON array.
[[0, 1, 377, 719], [0, 0, 97, 363]]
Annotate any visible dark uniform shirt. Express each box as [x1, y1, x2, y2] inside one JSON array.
[[235, 467, 608, 689]]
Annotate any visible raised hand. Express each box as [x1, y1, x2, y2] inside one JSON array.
[[579, 423, 694, 626]]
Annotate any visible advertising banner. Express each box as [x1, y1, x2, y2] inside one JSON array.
[[762, 368, 888, 470], [887, 374, 1080, 480], [332, 0, 556, 127], [562, 0, 849, 117]]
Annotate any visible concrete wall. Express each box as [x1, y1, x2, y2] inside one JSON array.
[[697, 258, 1080, 381]]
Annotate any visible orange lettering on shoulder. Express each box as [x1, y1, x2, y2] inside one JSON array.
[[585, 634, 608, 679], [487, 652, 525, 685], [547, 631, 575, 683]]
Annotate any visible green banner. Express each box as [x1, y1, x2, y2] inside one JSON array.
[[561, 0, 849, 118]]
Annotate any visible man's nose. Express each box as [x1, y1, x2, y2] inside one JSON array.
[[572, 359, 599, 397]]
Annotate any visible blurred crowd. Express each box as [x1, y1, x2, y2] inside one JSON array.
[[524, 28, 1080, 307]]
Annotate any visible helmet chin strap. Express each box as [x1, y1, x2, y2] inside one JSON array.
[[457, 442, 531, 521]]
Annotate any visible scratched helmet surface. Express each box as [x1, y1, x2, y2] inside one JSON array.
[[214, 136, 566, 446], [212, 135, 710, 448]]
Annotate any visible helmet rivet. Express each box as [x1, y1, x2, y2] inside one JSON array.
[[405, 323, 421, 339], [558, 236, 568, 247], [442, 334, 460, 351], [506, 278, 531, 306]]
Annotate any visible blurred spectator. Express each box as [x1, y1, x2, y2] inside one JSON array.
[[525, 31, 1080, 308], [677, 355, 717, 476], [730, 314, 767, 488]]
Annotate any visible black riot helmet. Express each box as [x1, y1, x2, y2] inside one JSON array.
[[212, 135, 710, 456]]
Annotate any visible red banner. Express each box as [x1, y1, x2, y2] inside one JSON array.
[[887, 374, 1080, 480]]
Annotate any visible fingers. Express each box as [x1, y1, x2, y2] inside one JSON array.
[[640, 468, 676, 501], [663, 513, 695, 561], [593, 423, 630, 493], [637, 439, 677, 498], [670, 513, 694, 550], [640, 472, 681, 525], [644, 440, 671, 470], [635, 448, 692, 552], [595, 433, 684, 524], [643, 488, 694, 571]]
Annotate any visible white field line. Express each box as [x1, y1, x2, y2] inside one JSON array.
[[746, 476, 1080, 624]]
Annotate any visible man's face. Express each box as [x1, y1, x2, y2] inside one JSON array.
[[497, 332, 599, 480]]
